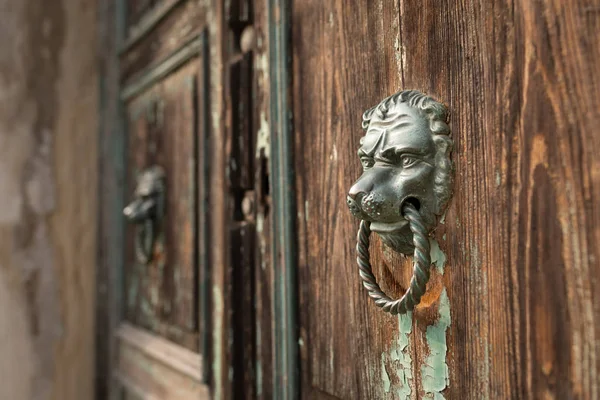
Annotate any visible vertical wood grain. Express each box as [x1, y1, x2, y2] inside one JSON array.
[[291, 0, 600, 398]]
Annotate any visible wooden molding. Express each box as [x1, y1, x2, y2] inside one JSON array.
[[116, 322, 203, 382]]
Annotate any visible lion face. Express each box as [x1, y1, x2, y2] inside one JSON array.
[[123, 166, 165, 224], [347, 101, 446, 254]]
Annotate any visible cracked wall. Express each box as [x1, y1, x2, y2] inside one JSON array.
[[0, 0, 97, 399]]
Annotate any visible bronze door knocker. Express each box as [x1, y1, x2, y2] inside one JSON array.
[[346, 90, 454, 314], [123, 165, 166, 264]]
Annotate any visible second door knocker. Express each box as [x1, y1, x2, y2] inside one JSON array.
[[123, 166, 166, 264], [346, 90, 454, 315]]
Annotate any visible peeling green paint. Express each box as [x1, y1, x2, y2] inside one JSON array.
[[255, 111, 270, 159], [382, 312, 413, 399], [421, 289, 451, 398], [256, 361, 263, 396], [256, 213, 267, 271], [430, 239, 447, 274], [381, 353, 391, 393]]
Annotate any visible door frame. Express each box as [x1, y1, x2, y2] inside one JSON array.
[[265, 0, 299, 398]]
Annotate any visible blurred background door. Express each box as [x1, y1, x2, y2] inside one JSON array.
[[99, 1, 211, 399]]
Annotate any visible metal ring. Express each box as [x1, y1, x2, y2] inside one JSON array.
[[134, 219, 154, 264], [356, 202, 432, 314]]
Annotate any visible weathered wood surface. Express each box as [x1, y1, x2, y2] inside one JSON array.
[[251, 2, 276, 398], [206, 0, 235, 397], [100, 0, 213, 397], [125, 58, 201, 350], [292, 1, 600, 399], [121, 0, 206, 82]]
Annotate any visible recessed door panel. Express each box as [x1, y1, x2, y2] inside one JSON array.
[[124, 55, 202, 351]]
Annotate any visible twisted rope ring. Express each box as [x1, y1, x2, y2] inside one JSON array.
[[135, 219, 154, 264], [356, 202, 431, 314]]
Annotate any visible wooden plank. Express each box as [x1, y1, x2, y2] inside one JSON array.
[[206, 0, 233, 397], [230, 222, 257, 398], [291, 2, 406, 399], [399, 0, 600, 398], [292, 0, 600, 399], [251, 2, 275, 398], [196, 30, 212, 385]]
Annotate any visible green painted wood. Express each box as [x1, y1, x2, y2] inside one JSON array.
[[267, 0, 299, 398]]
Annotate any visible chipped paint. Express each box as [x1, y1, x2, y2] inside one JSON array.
[[256, 212, 264, 233], [304, 200, 310, 221], [255, 52, 268, 79], [421, 289, 451, 398], [212, 285, 224, 399], [381, 353, 392, 393], [430, 238, 447, 274], [255, 111, 270, 159], [256, 361, 263, 396], [382, 312, 413, 399], [330, 144, 338, 162], [394, 0, 407, 82], [256, 213, 267, 271], [256, 321, 263, 396]]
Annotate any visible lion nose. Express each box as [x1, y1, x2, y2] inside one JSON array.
[[347, 179, 373, 218], [346, 195, 362, 217], [348, 179, 373, 200]]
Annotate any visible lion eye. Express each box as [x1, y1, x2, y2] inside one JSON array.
[[361, 157, 375, 169], [401, 155, 418, 168]]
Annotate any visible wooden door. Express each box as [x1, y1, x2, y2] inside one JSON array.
[[98, 0, 271, 398], [288, 1, 600, 399], [100, 1, 212, 399], [98, 0, 600, 399]]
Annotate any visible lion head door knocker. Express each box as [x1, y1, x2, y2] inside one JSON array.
[[346, 90, 453, 315], [123, 166, 166, 264]]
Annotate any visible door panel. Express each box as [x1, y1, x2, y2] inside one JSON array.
[[116, 1, 210, 398], [292, 1, 600, 399], [121, 0, 206, 80], [124, 55, 202, 350]]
